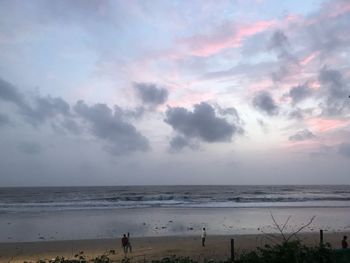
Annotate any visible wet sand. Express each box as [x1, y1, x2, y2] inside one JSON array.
[[2, 207, 350, 242], [0, 232, 348, 263]]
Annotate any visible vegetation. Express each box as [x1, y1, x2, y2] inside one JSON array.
[[150, 256, 197, 263], [235, 240, 333, 263], [29, 242, 350, 263], [33, 250, 116, 263]]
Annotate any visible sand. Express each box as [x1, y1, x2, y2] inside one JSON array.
[[0, 232, 348, 263]]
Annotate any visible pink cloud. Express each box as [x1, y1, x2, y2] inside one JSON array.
[[181, 19, 277, 57], [166, 90, 216, 109], [307, 118, 349, 133], [246, 78, 273, 94], [308, 80, 321, 90], [285, 14, 302, 23], [325, 0, 350, 18], [300, 51, 319, 66], [283, 139, 319, 151]]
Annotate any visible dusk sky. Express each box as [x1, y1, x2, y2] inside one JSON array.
[[0, 0, 349, 186]]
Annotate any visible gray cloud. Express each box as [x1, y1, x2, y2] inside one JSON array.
[[288, 108, 304, 120], [252, 91, 278, 116], [268, 30, 289, 58], [119, 106, 145, 119], [309, 145, 333, 158], [319, 68, 347, 99], [135, 83, 169, 106], [338, 143, 350, 158], [20, 96, 70, 125], [257, 118, 269, 133], [51, 117, 82, 135], [289, 129, 316, 142], [169, 135, 189, 151], [1, 77, 150, 156], [0, 78, 26, 106], [60, 118, 81, 134], [0, 113, 10, 126], [268, 30, 298, 82], [169, 135, 199, 152], [288, 107, 315, 120], [74, 100, 149, 155], [312, 130, 350, 158], [18, 142, 42, 155], [306, 5, 350, 58], [271, 66, 290, 83], [0, 77, 70, 125], [165, 102, 241, 143], [215, 104, 240, 120], [288, 84, 313, 105], [318, 68, 350, 116]]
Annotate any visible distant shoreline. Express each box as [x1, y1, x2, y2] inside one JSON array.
[[2, 184, 350, 188]]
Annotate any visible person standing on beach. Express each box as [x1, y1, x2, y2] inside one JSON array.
[[127, 232, 132, 253], [121, 234, 128, 255], [201, 227, 206, 247], [342, 235, 348, 249]]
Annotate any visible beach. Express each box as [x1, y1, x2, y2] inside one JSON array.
[[1, 186, 350, 262], [1, 232, 348, 263]]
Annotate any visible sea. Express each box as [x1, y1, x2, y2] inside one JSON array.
[[1, 185, 350, 242]]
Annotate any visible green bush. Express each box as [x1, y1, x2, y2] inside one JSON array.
[[236, 241, 333, 263], [151, 256, 197, 263], [44, 250, 114, 263]]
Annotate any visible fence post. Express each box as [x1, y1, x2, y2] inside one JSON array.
[[320, 229, 323, 246], [231, 238, 235, 262], [319, 230, 324, 263]]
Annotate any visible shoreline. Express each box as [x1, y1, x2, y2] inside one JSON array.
[[1, 232, 348, 263]]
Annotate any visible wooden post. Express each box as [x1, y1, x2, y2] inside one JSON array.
[[320, 230, 324, 263], [231, 238, 235, 262]]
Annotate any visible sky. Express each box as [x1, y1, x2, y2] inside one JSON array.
[[0, 0, 349, 186]]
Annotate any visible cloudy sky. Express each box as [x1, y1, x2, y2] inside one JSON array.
[[0, 0, 349, 186]]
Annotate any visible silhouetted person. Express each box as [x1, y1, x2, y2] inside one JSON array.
[[201, 227, 206, 247], [127, 232, 132, 253], [342, 235, 348, 249], [121, 234, 128, 255]]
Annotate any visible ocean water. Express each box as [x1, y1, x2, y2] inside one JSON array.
[[1, 185, 350, 242], [1, 185, 350, 213]]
